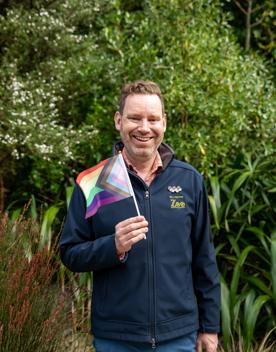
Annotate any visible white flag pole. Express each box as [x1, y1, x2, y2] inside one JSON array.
[[118, 152, 140, 216]]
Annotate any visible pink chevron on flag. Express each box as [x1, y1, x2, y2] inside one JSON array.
[[76, 153, 139, 218]]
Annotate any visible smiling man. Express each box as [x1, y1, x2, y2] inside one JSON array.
[[115, 93, 166, 162], [60, 80, 220, 352]]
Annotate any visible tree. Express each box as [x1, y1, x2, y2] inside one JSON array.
[[84, 0, 276, 174], [224, 0, 276, 61]]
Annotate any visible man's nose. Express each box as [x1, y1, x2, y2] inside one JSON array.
[[138, 119, 150, 132]]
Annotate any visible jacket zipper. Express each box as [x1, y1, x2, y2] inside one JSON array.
[[145, 190, 157, 348], [128, 171, 157, 347]]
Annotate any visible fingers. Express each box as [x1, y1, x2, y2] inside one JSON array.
[[115, 216, 148, 254], [196, 333, 218, 352], [116, 216, 148, 235], [196, 339, 202, 352]]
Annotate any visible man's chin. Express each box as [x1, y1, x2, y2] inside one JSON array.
[[125, 146, 157, 162], [134, 150, 155, 161]]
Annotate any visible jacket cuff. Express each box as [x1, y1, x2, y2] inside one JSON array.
[[198, 324, 220, 333]]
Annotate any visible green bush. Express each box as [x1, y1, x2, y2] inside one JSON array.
[[83, 0, 276, 175], [1, 0, 275, 209], [208, 152, 276, 350]]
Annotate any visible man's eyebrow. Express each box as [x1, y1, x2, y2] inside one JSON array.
[[125, 113, 142, 118], [145, 114, 162, 120], [125, 113, 162, 119]]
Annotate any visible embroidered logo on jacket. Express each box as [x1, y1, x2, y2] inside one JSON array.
[[168, 185, 182, 193], [170, 196, 186, 209], [168, 185, 186, 208]]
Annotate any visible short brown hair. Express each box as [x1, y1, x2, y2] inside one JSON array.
[[119, 80, 165, 115]]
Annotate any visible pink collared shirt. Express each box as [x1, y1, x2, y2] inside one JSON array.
[[122, 148, 163, 186], [117, 149, 163, 261]]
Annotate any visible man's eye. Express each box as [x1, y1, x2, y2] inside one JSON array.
[[149, 118, 160, 123]]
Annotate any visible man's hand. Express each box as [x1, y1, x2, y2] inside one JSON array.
[[115, 216, 148, 256], [196, 333, 218, 352]]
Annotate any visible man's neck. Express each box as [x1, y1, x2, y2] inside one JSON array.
[[123, 150, 157, 174]]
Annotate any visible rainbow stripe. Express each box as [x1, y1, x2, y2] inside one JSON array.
[[76, 154, 132, 218]]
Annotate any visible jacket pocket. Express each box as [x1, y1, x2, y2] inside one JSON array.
[[94, 262, 149, 324], [156, 264, 196, 321]]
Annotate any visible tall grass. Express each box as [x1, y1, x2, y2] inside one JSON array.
[[218, 327, 276, 352], [2, 196, 94, 351], [0, 211, 67, 352]]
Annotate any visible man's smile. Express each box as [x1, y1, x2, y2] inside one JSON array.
[[133, 135, 153, 142]]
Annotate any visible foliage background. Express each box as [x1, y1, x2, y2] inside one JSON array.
[[0, 0, 275, 350], [1, 0, 275, 209]]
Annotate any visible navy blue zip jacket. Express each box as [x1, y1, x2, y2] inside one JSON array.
[[60, 142, 220, 344]]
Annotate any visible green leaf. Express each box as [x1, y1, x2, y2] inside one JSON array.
[[224, 171, 252, 227], [10, 208, 21, 221], [243, 275, 272, 297], [230, 245, 254, 308], [232, 171, 252, 193], [244, 291, 270, 351], [228, 235, 241, 257], [208, 195, 220, 229], [215, 242, 226, 255], [210, 176, 221, 209], [66, 186, 74, 209], [246, 226, 270, 256], [39, 206, 60, 250], [271, 230, 276, 302], [31, 194, 37, 220], [220, 276, 232, 350]]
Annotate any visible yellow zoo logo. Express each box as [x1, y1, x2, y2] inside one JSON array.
[[170, 199, 186, 209]]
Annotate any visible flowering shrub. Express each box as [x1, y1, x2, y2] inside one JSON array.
[[0, 2, 98, 164], [0, 0, 100, 207]]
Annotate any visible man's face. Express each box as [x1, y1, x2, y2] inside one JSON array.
[[114, 94, 166, 164]]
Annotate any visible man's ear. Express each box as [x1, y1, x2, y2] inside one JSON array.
[[114, 111, 122, 131]]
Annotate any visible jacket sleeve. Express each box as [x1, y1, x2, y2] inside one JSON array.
[[59, 183, 123, 272], [192, 176, 220, 333]]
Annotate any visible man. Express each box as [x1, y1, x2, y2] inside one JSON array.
[[60, 80, 220, 351]]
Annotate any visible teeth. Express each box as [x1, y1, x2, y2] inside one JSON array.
[[134, 136, 151, 141]]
